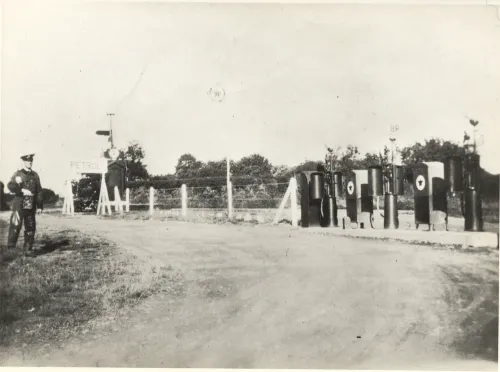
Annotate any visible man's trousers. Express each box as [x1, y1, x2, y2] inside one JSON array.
[[7, 209, 36, 251]]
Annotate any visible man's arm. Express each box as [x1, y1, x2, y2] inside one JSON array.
[[35, 173, 43, 210], [7, 171, 23, 196]]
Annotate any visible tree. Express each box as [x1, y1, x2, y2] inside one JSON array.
[[40, 188, 59, 205], [335, 145, 362, 175], [75, 175, 101, 201], [359, 152, 382, 168], [293, 160, 323, 174], [75, 141, 148, 200], [232, 154, 274, 181], [196, 158, 229, 187], [272, 164, 292, 177], [400, 138, 463, 165], [120, 141, 149, 181], [175, 153, 205, 179]]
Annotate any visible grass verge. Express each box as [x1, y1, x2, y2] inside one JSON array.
[[0, 226, 182, 356], [437, 262, 499, 362]]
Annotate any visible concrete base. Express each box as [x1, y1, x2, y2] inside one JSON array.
[[304, 225, 499, 249]]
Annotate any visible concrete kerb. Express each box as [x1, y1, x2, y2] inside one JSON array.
[[2, 209, 496, 250], [302, 225, 499, 249]]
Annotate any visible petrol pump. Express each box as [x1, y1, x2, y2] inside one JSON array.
[[324, 149, 342, 228], [343, 169, 373, 229], [444, 151, 484, 232], [298, 171, 325, 228], [298, 149, 342, 228], [411, 161, 448, 230], [367, 163, 405, 229], [463, 152, 483, 231]]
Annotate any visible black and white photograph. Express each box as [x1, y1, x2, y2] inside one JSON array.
[[0, 0, 499, 370]]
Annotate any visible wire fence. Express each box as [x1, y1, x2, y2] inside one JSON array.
[[124, 175, 497, 223], [127, 176, 420, 211], [128, 180, 299, 210]]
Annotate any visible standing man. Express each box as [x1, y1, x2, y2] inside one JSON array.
[[7, 152, 43, 257]]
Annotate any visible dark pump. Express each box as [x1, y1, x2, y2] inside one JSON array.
[[444, 154, 483, 232], [368, 166, 383, 197], [297, 141, 487, 235], [299, 155, 408, 230], [344, 169, 373, 229], [444, 156, 463, 194], [410, 162, 448, 230], [299, 171, 325, 227], [298, 150, 341, 228], [385, 165, 402, 229]]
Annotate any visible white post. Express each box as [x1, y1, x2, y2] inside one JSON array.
[[290, 177, 298, 227], [227, 157, 233, 220], [64, 179, 74, 216], [228, 181, 233, 220], [181, 184, 187, 218], [125, 188, 130, 212], [69, 182, 74, 215], [149, 186, 155, 216], [273, 180, 292, 225], [62, 180, 68, 215], [114, 186, 123, 214], [97, 172, 111, 216]]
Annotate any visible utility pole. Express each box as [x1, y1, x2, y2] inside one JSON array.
[[107, 113, 115, 148], [227, 156, 233, 220]]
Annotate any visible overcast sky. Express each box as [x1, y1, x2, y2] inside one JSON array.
[[1, 0, 499, 194]]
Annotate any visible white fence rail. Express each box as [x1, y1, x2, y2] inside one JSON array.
[[125, 177, 299, 225]]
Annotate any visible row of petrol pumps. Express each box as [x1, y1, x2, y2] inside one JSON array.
[[299, 152, 484, 232]]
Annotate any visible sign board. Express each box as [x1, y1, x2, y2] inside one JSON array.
[[69, 159, 108, 174], [416, 175, 426, 191], [347, 181, 355, 195]]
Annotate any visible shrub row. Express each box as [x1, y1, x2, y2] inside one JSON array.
[[127, 175, 293, 190]]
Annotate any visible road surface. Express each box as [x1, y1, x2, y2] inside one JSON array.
[[1, 214, 498, 370]]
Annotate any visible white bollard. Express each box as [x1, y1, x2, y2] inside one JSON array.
[[114, 186, 123, 214], [181, 184, 187, 218], [125, 188, 130, 212], [228, 181, 233, 220], [290, 177, 298, 227], [149, 187, 155, 216]]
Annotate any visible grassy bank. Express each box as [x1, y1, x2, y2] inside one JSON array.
[[0, 225, 181, 356]]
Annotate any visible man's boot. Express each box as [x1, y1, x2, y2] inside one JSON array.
[[7, 228, 19, 250], [23, 232, 36, 257], [23, 212, 37, 257]]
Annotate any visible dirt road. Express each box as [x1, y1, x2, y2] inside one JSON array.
[[2, 214, 498, 369]]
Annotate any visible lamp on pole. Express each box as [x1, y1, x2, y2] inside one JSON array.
[[389, 137, 396, 165], [209, 85, 232, 219], [469, 119, 479, 154]]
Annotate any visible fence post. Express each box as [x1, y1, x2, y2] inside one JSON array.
[[114, 186, 123, 214], [149, 186, 155, 216], [290, 177, 298, 227], [228, 181, 233, 220], [181, 184, 187, 218], [125, 188, 130, 212], [226, 157, 233, 220]]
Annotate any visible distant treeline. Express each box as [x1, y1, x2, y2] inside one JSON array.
[[125, 138, 498, 202]]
